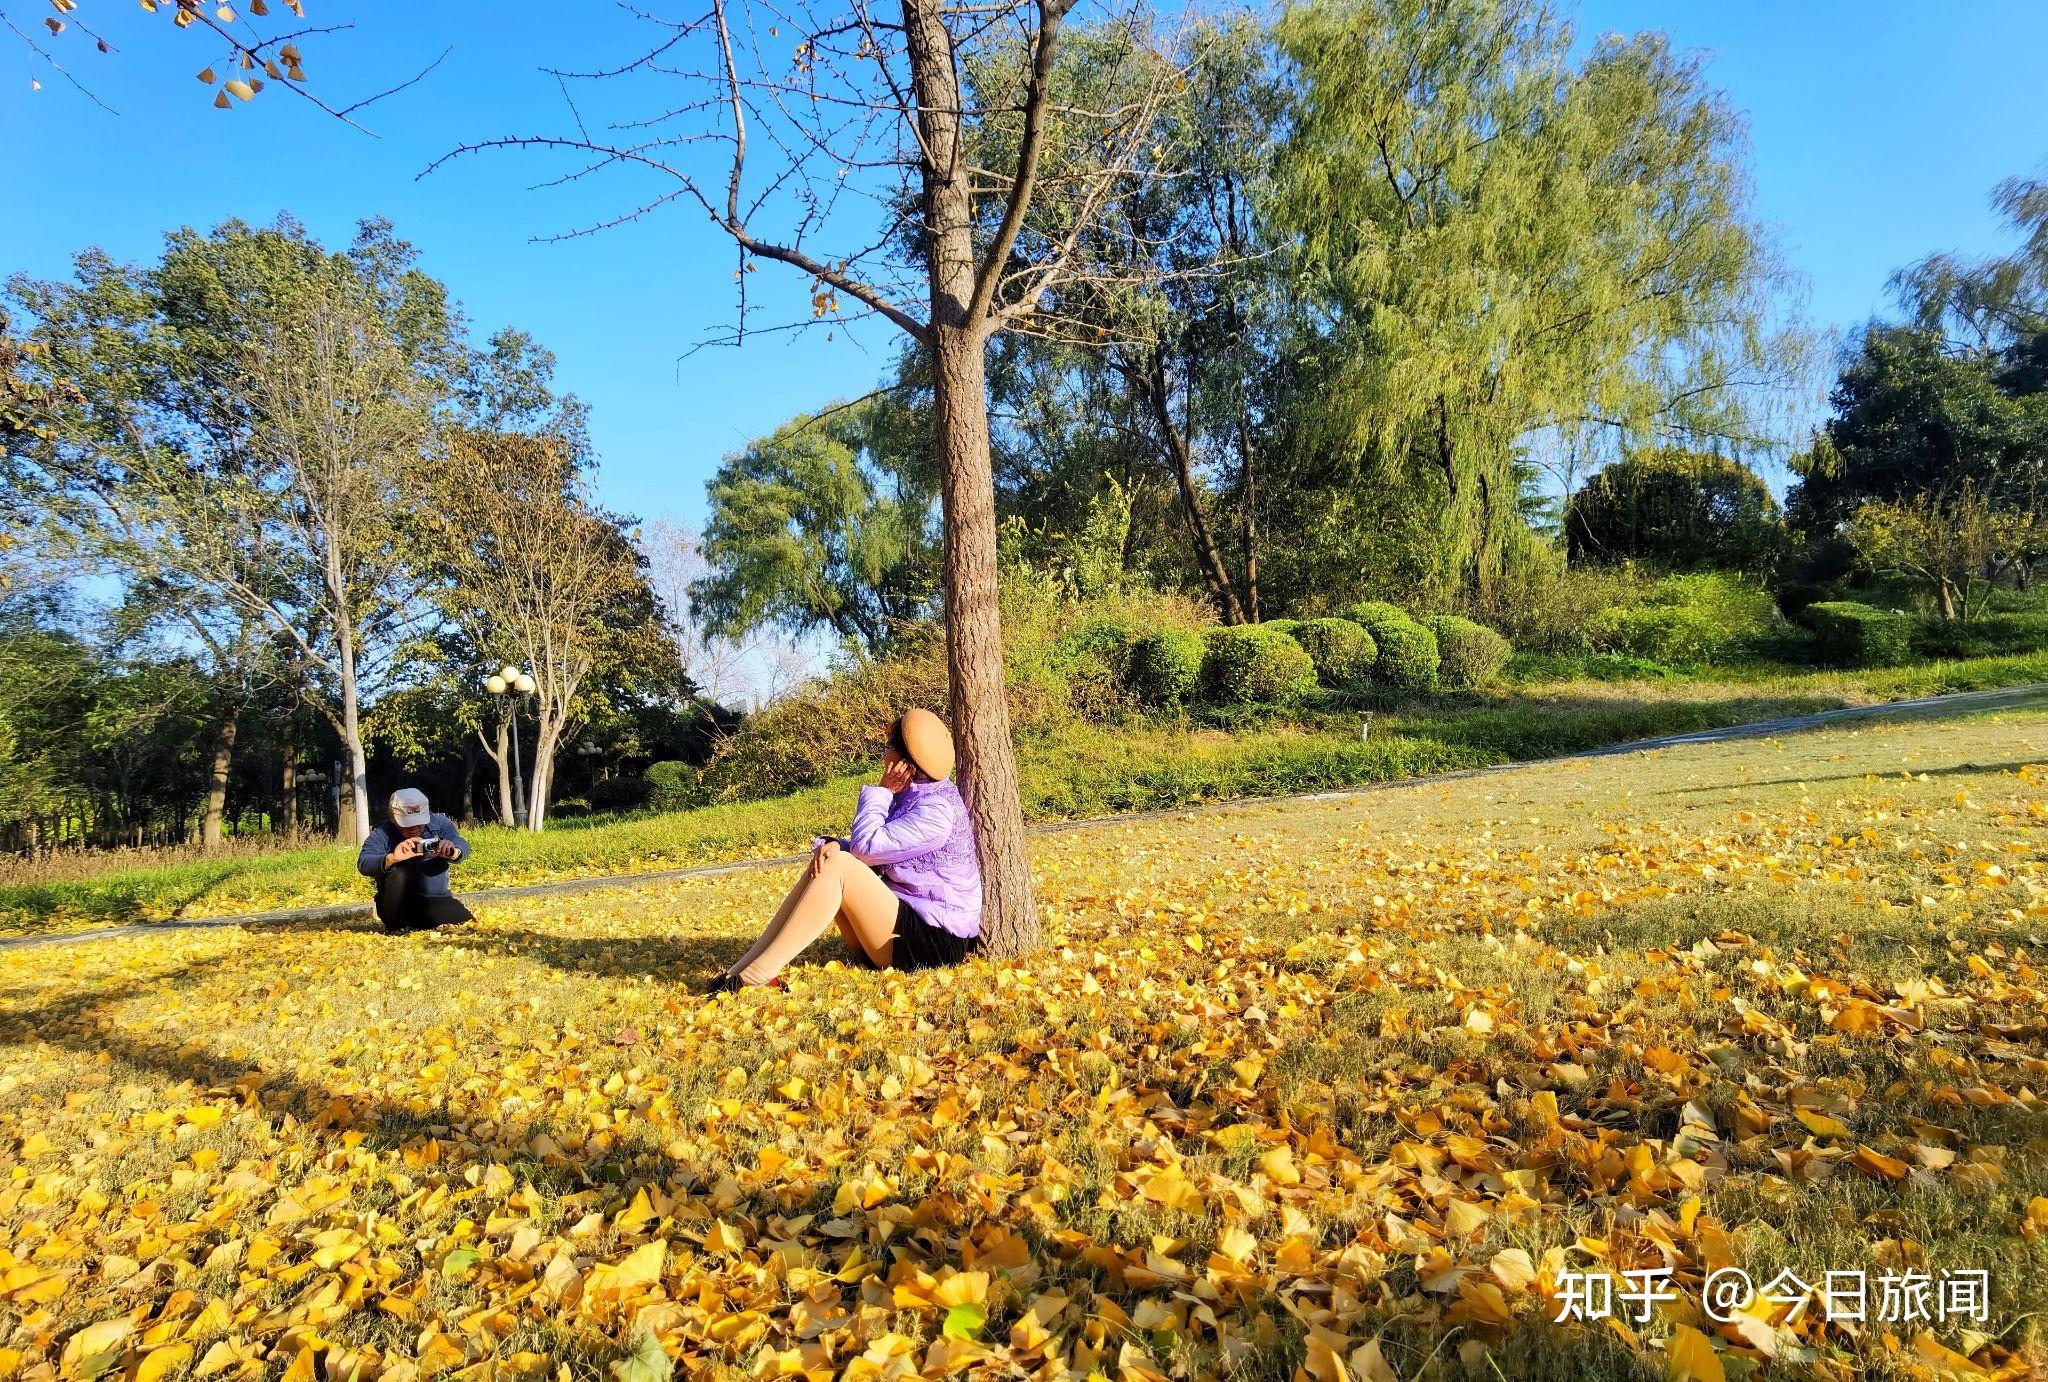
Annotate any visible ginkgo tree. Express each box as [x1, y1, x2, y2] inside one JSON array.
[[433, 0, 1188, 954]]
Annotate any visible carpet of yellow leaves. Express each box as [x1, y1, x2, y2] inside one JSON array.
[[3, 711, 2048, 1381]]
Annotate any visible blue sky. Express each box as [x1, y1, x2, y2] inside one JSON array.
[[5, 0, 2046, 531]]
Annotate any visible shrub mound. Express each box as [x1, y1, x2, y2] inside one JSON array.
[[1425, 615, 1511, 689], [1342, 602, 1439, 692], [1200, 625, 1319, 705], [1125, 629, 1205, 707], [643, 760, 705, 812], [1805, 601, 1912, 667], [1287, 617, 1378, 693]]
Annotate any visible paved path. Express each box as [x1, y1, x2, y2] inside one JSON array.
[[9, 682, 2045, 955]]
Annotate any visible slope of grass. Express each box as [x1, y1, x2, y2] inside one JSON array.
[[5, 651, 2047, 931]]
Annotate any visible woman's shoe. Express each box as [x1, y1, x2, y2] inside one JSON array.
[[705, 973, 781, 996]]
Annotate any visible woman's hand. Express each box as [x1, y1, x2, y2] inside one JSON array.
[[386, 836, 423, 868], [880, 757, 915, 793], [810, 838, 841, 878]]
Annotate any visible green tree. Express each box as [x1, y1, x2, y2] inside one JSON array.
[[693, 396, 940, 655], [1844, 482, 2046, 622], [1788, 325, 2047, 537], [1565, 450, 1781, 571], [1274, 0, 1796, 600], [6, 218, 458, 844]]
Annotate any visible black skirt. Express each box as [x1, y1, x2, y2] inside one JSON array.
[[892, 898, 977, 971]]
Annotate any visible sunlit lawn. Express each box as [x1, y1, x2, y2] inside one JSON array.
[[8, 650, 2048, 933], [3, 707, 2047, 1378]]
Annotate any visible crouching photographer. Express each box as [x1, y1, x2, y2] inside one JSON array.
[[358, 787, 475, 933]]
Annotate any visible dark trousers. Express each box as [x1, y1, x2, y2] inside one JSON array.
[[375, 866, 475, 933]]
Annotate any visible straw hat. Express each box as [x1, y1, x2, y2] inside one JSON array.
[[896, 707, 955, 780]]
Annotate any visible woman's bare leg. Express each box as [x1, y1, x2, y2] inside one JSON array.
[[738, 851, 899, 985], [725, 867, 811, 979]]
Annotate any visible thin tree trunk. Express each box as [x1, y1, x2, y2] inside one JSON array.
[[280, 723, 298, 842], [1235, 413, 1261, 624], [904, 0, 1037, 954], [200, 713, 240, 854], [529, 727, 558, 832], [460, 734, 479, 824], [337, 627, 372, 844], [493, 721, 515, 827], [1135, 353, 1245, 623]]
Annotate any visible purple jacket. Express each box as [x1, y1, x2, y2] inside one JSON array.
[[830, 778, 982, 938]]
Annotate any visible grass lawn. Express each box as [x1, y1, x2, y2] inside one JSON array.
[[2, 705, 2045, 1378], [7, 650, 2048, 932]]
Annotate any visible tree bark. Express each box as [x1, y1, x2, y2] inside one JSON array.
[[1234, 412, 1261, 624], [491, 721, 516, 827], [459, 733, 479, 824], [200, 712, 239, 854], [529, 724, 559, 831], [336, 625, 372, 844], [1132, 352, 1245, 623], [280, 728, 298, 841], [903, 0, 1038, 954]]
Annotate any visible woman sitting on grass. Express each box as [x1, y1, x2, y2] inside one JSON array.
[[711, 708, 983, 991]]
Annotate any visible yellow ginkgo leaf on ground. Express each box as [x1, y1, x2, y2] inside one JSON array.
[[1666, 1324, 1725, 1382]]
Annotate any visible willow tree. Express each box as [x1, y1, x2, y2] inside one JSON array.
[[1276, 0, 1801, 598], [437, 0, 1180, 952]]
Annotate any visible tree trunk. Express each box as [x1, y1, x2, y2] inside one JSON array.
[[904, 0, 1038, 954], [528, 717, 559, 832], [1235, 413, 1261, 624], [1937, 578, 1958, 622], [1136, 352, 1245, 623], [493, 721, 515, 827], [337, 628, 372, 844], [200, 713, 240, 854], [280, 715, 299, 841], [459, 733, 479, 824]]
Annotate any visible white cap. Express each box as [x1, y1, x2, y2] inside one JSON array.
[[389, 787, 431, 828]]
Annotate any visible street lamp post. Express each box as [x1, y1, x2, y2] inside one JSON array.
[[485, 664, 537, 829]]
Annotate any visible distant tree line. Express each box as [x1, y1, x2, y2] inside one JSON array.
[[1, 219, 722, 853]]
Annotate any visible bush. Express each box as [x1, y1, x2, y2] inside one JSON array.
[[643, 760, 707, 812], [1773, 582, 1830, 622], [1198, 625, 1319, 705], [1055, 619, 1140, 716], [1125, 629, 1205, 707], [1588, 603, 1728, 664], [1805, 601, 1912, 667], [1589, 571, 1777, 664], [1912, 611, 2048, 660], [1425, 614, 1511, 688], [1288, 618, 1378, 693], [1368, 619, 1441, 693], [1341, 601, 1410, 637], [1466, 547, 1649, 654], [587, 776, 651, 814]]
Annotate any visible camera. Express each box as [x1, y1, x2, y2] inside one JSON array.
[[413, 835, 442, 857]]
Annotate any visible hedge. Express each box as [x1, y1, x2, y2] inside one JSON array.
[[1199, 625, 1319, 705], [1125, 628, 1205, 707], [1288, 617, 1378, 693], [1804, 601, 1912, 667], [1425, 615, 1511, 688], [643, 760, 706, 812]]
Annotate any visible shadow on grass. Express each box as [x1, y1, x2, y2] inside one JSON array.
[[1662, 758, 2040, 795]]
